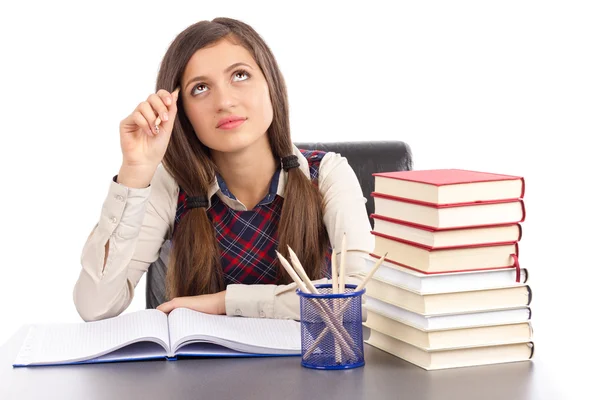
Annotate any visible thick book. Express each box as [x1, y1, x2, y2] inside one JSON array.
[[372, 169, 525, 205], [364, 308, 532, 350], [365, 329, 533, 370], [13, 308, 301, 367], [371, 214, 521, 248], [365, 296, 531, 331], [371, 193, 526, 229], [363, 254, 527, 293], [365, 278, 532, 315], [371, 232, 519, 274]]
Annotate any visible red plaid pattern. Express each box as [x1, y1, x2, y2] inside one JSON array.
[[173, 150, 332, 286]]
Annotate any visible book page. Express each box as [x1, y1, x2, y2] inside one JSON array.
[[176, 342, 276, 357], [14, 309, 170, 366], [168, 308, 301, 355], [84, 342, 168, 364]]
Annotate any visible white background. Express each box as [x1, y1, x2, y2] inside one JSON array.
[[1, 0, 597, 396]]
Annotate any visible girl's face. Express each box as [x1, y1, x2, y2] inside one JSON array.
[[180, 38, 274, 154]]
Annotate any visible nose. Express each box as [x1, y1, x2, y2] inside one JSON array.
[[213, 84, 237, 112]]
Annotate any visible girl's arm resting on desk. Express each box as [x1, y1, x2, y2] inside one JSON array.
[[73, 165, 174, 322], [225, 251, 369, 320], [225, 152, 375, 320]]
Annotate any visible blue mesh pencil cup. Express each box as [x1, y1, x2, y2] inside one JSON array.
[[296, 283, 365, 370]]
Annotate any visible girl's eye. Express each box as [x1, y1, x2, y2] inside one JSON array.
[[192, 83, 208, 95], [191, 69, 251, 96], [233, 69, 251, 81]]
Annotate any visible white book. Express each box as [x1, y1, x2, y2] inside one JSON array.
[[13, 308, 301, 367], [365, 296, 531, 330], [363, 255, 527, 294]]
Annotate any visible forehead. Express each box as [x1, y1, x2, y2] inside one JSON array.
[[182, 39, 257, 79]]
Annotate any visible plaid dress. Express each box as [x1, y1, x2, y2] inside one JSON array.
[[173, 150, 332, 286]]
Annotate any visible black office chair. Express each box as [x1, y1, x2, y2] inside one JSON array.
[[145, 140, 413, 309]]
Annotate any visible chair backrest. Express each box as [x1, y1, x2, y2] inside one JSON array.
[[294, 141, 412, 225], [146, 140, 412, 309]]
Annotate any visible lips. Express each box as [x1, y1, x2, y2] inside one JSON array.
[[218, 119, 246, 130], [217, 116, 246, 128]]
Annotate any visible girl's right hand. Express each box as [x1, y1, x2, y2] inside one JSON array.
[[119, 88, 180, 170]]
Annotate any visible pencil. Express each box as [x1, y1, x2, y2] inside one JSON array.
[[275, 251, 308, 293], [286, 246, 318, 293], [354, 252, 388, 292], [339, 233, 347, 293], [154, 87, 179, 134], [277, 250, 358, 359], [330, 247, 341, 363], [303, 252, 388, 356], [154, 116, 161, 134], [287, 245, 349, 364], [338, 234, 347, 359], [331, 248, 338, 295]]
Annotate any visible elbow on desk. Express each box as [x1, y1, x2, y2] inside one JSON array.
[[72, 281, 131, 322], [73, 289, 108, 322], [75, 307, 106, 323]]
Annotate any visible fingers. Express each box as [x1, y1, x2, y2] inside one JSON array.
[[124, 88, 180, 138], [131, 111, 154, 137], [157, 298, 178, 314], [155, 88, 179, 114], [136, 101, 160, 136], [134, 90, 175, 136], [156, 302, 170, 314], [154, 88, 181, 133], [156, 89, 172, 107], [148, 92, 170, 125], [168, 87, 180, 120]]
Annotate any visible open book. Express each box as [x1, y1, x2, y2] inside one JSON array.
[[13, 308, 301, 367]]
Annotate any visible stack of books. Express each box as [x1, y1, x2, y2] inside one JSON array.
[[362, 169, 534, 370]]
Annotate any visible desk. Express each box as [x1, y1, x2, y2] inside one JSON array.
[[0, 325, 563, 400]]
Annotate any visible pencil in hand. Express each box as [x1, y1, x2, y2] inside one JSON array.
[[154, 87, 180, 134], [154, 116, 161, 134]]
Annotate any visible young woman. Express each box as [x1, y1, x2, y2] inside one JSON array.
[[73, 17, 374, 322]]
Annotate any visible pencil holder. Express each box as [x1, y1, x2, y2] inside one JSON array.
[[297, 284, 365, 370]]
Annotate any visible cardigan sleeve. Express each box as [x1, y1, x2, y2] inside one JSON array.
[[225, 151, 374, 320], [73, 164, 176, 321]]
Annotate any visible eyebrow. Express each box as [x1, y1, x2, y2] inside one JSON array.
[[184, 62, 253, 91]]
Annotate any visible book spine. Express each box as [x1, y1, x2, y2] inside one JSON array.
[[519, 199, 526, 222], [368, 253, 516, 275], [529, 342, 535, 359], [510, 253, 521, 282], [372, 230, 518, 252], [372, 192, 523, 208], [372, 213, 523, 233]]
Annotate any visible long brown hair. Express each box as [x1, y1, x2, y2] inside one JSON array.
[[155, 17, 329, 299]]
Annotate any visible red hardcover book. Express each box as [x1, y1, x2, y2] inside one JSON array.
[[371, 232, 520, 281], [371, 213, 522, 249], [370, 231, 520, 278], [372, 169, 525, 205]]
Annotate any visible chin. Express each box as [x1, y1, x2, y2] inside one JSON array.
[[205, 131, 265, 154]]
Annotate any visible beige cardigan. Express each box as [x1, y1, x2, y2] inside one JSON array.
[[73, 146, 375, 322]]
